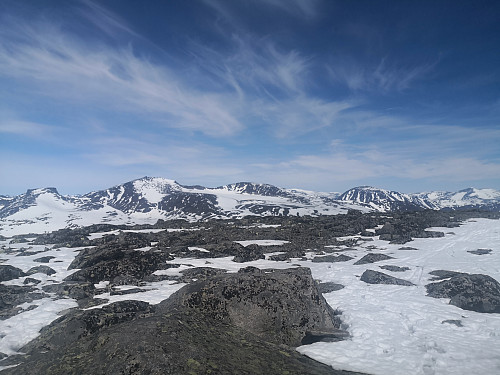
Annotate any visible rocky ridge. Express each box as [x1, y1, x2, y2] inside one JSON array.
[[0, 210, 499, 374]]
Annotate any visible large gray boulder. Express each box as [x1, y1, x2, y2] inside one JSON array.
[[426, 272, 500, 313], [163, 266, 345, 347], [360, 270, 414, 286], [1, 267, 359, 375]]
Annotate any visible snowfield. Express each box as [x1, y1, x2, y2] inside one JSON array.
[[0, 218, 499, 374]]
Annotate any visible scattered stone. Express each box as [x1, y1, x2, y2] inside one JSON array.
[[317, 282, 345, 293], [360, 270, 415, 286], [2, 269, 357, 375], [379, 265, 410, 272], [312, 255, 353, 263], [26, 265, 56, 276], [354, 253, 393, 265], [0, 284, 47, 319], [0, 265, 26, 281], [42, 282, 95, 300], [33, 256, 55, 263], [426, 273, 500, 313], [179, 267, 227, 282], [428, 270, 466, 281], [232, 243, 265, 263], [467, 248, 492, 255], [442, 320, 463, 327], [23, 278, 42, 285], [398, 246, 418, 251]]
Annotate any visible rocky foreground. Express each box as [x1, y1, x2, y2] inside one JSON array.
[[0, 210, 499, 374]]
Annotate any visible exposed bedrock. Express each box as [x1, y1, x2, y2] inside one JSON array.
[[1, 267, 360, 375], [426, 272, 500, 313]]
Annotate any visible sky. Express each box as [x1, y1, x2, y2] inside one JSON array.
[[1, 0, 499, 196]]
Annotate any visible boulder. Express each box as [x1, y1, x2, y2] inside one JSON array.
[[2, 269, 359, 375], [426, 273, 500, 313], [379, 265, 410, 272], [360, 270, 414, 286], [312, 255, 353, 263], [26, 265, 56, 276], [354, 253, 393, 265], [0, 265, 26, 281]]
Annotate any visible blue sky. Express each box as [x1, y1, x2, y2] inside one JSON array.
[[1, 0, 499, 195]]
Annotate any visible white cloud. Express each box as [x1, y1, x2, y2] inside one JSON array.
[[0, 17, 243, 137], [327, 57, 436, 92]]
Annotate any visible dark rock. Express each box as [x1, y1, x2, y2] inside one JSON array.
[[398, 246, 418, 250], [232, 243, 265, 263], [426, 273, 500, 313], [3, 270, 359, 375], [0, 265, 26, 281], [354, 253, 393, 265], [312, 255, 353, 263], [312, 254, 354, 263], [467, 248, 492, 255], [33, 256, 55, 263], [65, 249, 172, 283], [428, 270, 466, 281], [42, 282, 95, 300], [0, 284, 47, 319], [441, 320, 463, 327], [317, 282, 345, 293], [179, 267, 227, 282], [23, 278, 41, 285], [360, 270, 415, 286], [110, 274, 139, 286], [301, 329, 350, 345], [379, 265, 410, 272], [26, 265, 56, 276], [164, 267, 344, 347]]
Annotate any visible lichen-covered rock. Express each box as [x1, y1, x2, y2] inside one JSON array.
[[2, 270, 359, 375], [232, 243, 265, 263], [426, 273, 500, 313], [360, 270, 414, 286], [163, 267, 345, 347]]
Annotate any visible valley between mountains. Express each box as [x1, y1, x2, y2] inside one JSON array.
[[0, 178, 499, 374]]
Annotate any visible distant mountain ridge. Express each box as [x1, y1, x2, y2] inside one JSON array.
[[0, 177, 499, 236]]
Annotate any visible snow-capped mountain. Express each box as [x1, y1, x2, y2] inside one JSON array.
[[0, 177, 358, 236], [0, 178, 499, 236], [338, 186, 432, 211], [339, 186, 500, 212]]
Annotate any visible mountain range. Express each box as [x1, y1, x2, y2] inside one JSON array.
[[1, 177, 499, 236]]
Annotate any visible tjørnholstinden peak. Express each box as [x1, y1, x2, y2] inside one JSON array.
[[0, 177, 499, 236]]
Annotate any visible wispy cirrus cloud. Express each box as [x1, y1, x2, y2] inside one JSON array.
[[0, 13, 243, 137], [327, 57, 437, 92]]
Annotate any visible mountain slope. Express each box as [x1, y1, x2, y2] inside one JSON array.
[[1, 178, 499, 236], [0, 177, 361, 236]]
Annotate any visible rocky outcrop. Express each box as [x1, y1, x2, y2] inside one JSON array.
[[312, 254, 353, 263], [164, 266, 346, 347], [2, 268, 359, 375], [0, 265, 25, 281], [379, 265, 410, 272], [354, 253, 393, 265], [360, 270, 415, 286], [426, 272, 500, 313]]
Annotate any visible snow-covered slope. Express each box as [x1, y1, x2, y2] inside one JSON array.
[[415, 188, 500, 210], [339, 186, 433, 211], [1, 178, 499, 237], [340, 186, 500, 212], [0, 177, 362, 236]]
